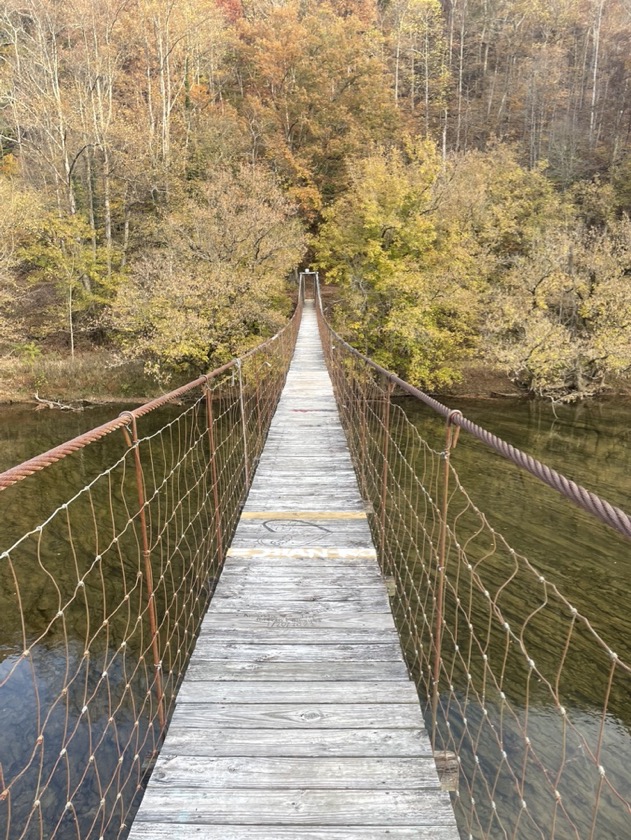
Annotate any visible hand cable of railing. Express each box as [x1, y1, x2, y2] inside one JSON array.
[[0, 283, 304, 492], [314, 276, 631, 543]]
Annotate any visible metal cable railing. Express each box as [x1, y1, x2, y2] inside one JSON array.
[[316, 280, 631, 840], [0, 287, 303, 839]]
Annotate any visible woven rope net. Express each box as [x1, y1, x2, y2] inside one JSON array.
[[317, 287, 631, 840], [0, 300, 302, 839]]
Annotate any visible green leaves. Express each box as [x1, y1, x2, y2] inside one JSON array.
[[315, 141, 478, 389], [111, 164, 305, 375]]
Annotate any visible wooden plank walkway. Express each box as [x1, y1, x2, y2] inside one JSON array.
[[128, 301, 459, 840]]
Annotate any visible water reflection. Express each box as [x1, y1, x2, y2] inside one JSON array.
[[0, 641, 150, 839], [399, 397, 631, 839], [3, 397, 631, 838], [0, 402, 210, 839]]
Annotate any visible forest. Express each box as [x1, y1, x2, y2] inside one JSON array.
[[1, 0, 631, 400]]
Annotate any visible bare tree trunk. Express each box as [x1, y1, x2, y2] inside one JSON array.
[[68, 283, 75, 361], [589, 0, 605, 148]]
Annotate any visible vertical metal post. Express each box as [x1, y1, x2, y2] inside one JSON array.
[[358, 374, 368, 498], [120, 411, 165, 734], [255, 378, 263, 457], [204, 380, 224, 566], [431, 410, 461, 749], [379, 378, 394, 567], [237, 359, 250, 489]]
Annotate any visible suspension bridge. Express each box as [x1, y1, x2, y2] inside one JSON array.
[[0, 280, 630, 839]]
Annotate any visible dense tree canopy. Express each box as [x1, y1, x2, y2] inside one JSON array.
[[0, 0, 630, 397]]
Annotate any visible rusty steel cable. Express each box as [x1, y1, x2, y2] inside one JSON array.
[[317, 303, 631, 543], [0, 288, 303, 839], [0, 334, 294, 493], [316, 280, 631, 840]]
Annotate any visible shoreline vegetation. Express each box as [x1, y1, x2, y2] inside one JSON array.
[[2, 0, 631, 405], [4, 284, 631, 408], [0, 351, 173, 408], [5, 348, 631, 410]]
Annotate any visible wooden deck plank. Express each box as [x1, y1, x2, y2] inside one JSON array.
[[225, 547, 378, 559], [183, 660, 410, 681], [175, 680, 419, 704], [127, 300, 459, 840], [188, 643, 406, 662], [134, 789, 456, 826], [211, 583, 390, 599], [215, 569, 384, 586], [160, 728, 433, 758], [193, 628, 400, 644], [215, 569, 383, 584], [199, 611, 396, 629], [147, 756, 442, 789], [167, 702, 425, 730], [204, 601, 397, 616], [128, 826, 458, 839]]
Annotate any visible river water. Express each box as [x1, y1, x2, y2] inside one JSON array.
[[0, 403, 185, 839], [399, 396, 631, 839], [1, 398, 630, 838]]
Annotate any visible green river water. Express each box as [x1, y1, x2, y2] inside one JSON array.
[[0, 398, 630, 838], [400, 396, 631, 840]]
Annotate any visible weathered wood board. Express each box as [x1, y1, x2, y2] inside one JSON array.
[[176, 680, 420, 704], [155, 727, 433, 758], [129, 826, 458, 839], [127, 301, 459, 839], [134, 788, 457, 825], [183, 660, 410, 682]]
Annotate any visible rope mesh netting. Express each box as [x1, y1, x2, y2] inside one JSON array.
[[3, 275, 631, 840], [317, 285, 631, 840], [0, 298, 302, 839]]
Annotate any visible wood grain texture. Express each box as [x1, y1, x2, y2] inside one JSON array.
[[189, 643, 405, 663], [128, 825, 458, 839], [225, 547, 378, 559], [210, 588, 390, 608], [127, 301, 459, 839], [194, 627, 400, 644], [167, 702, 425, 730], [217, 569, 383, 585], [175, 680, 419, 704], [203, 600, 392, 617], [183, 660, 410, 681], [148, 756, 442, 789], [133, 789, 456, 826], [155, 728, 433, 758]]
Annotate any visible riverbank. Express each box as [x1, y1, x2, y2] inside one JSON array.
[[0, 351, 168, 406], [3, 349, 631, 407], [0, 353, 524, 407], [437, 362, 524, 399]]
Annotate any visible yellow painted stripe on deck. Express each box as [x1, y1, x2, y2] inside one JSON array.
[[240, 510, 368, 520]]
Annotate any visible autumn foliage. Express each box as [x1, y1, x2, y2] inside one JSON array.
[[0, 0, 630, 398]]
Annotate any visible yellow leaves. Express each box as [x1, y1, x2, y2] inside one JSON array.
[[0, 154, 18, 177], [315, 141, 479, 388], [485, 214, 631, 397], [112, 163, 305, 374]]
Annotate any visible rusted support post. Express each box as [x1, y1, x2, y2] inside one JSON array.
[[358, 372, 368, 498], [237, 359, 250, 490], [0, 763, 7, 808], [203, 379, 224, 567], [120, 411, 165, 734], [379, 378, 395, 569], [255, 376, 263, 458], [431, 409, 462, 750]]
